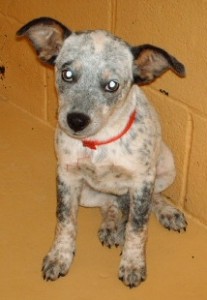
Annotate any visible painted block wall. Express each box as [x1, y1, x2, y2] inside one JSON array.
[[0, 0, 207, 226]]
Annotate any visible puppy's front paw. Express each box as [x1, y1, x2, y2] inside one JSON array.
[[42, 250, 75, 281], [118, 261, 146, 288]]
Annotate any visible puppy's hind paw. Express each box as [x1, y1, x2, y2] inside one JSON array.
[[98, 223, 125, 248], [158, 208, 187, 232]]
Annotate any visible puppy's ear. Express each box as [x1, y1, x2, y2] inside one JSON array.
[[16, 17, 71, 65], [131, 44, 186, 85]]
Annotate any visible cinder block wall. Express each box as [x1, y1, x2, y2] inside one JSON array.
[[1, 0, 207, 226]]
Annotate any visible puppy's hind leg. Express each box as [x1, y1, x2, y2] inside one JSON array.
[[153, 142, 187, 232], [98, 193, 129, 248], [80, 186, 129, 248]]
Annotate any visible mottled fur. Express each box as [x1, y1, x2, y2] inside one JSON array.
[[17, 17, 187, 288]]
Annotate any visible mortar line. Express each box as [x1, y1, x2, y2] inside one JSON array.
[[145, 86, 193, 208], [148, 85, 207, 119], [110, 0, 117, 34], [7, 99, 55, 131], [184, 210, 207, 229], [43, 69, 48, 122], [179, 112, 193, 207], [0, 10, 23, 25]]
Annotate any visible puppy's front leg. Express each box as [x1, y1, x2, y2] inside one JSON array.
[[42, 168, 81, 281], [119, 179, 153, 288]]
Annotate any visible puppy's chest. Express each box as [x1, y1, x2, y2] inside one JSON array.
[[64, 146, 135, 194], [81, 159, 134, 194]]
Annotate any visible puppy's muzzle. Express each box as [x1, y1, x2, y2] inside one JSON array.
[[67, 112, 91, 132]]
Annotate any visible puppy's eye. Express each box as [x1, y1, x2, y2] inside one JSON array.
[[62, 69, 74, 82], [105, 80, 119, 92]]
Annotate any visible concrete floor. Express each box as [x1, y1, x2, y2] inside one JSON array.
[[1, 100, 207, 300]]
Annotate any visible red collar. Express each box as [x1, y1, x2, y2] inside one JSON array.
[[82, 110, 136, 150]]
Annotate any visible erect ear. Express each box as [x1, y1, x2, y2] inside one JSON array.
[[131, 44, 186, 85], [16, 17, 72, 65]]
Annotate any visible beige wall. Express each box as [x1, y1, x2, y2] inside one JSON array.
[[1, 0, 207, 225]]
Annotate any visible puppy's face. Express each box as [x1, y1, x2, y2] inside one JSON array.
[[17, 17, 185, 139], [55, 31, 134, 139]]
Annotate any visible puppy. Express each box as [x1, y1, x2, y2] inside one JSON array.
[[17, 17, 187, 288]]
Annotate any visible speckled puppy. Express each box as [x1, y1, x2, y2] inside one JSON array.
[[17, 17, 187, 288]]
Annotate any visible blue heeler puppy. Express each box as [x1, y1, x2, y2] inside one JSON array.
[[17, 17, 187, 288]]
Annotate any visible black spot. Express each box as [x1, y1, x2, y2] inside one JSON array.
[[56, 176, 71, 222], [117, 193, 130, 216], [130, 184, 153, 231], [159, 89, 169, 96], [0, 66, 5, 79]]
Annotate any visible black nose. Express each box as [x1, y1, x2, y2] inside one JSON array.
[[67, 113, 90, 132]]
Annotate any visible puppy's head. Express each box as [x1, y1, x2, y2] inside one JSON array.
[[17, 17, 185, 139]]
